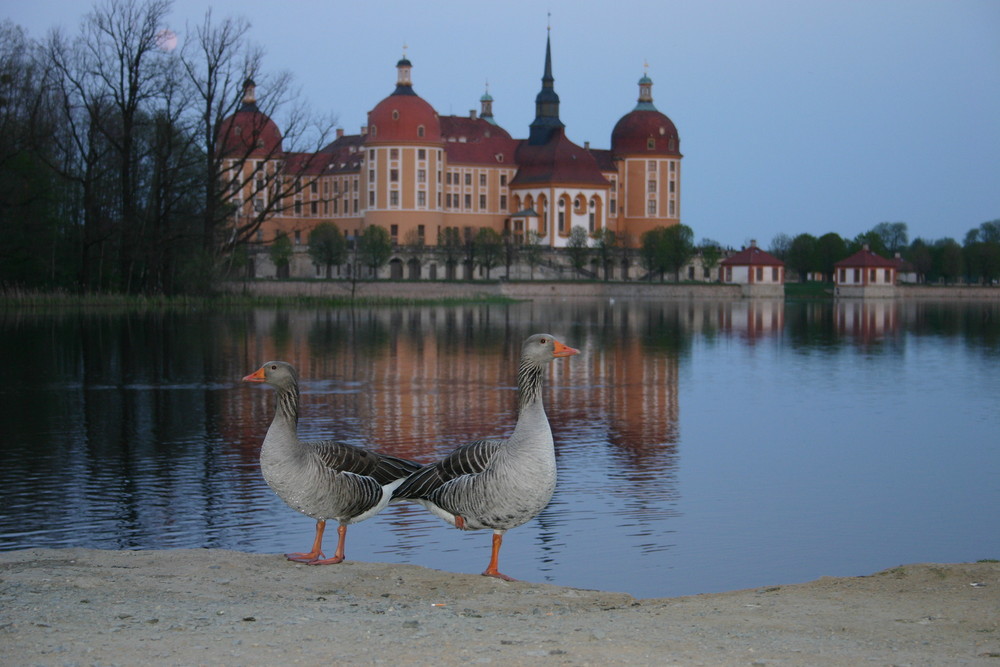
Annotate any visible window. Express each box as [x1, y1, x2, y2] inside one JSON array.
[[418, 149, 426, 160], [333, 199, 339, 214], [256, 229, 263, 241], [310, 201, 317, 215], [610, 199, 617, 214], [390, 191, 399, 206], [417, 224, 425, 240], [772, 267, 779, 282], [294, 230, 301, 245], [669, 161, 676, 172], [870, 269, 877, 283], [480, 194, 487, 209], [885, 269, 892, 283], [417, 191, 426, 206], [390, 148, 399, 160], [648, 160, 657, 172], [369, 150, 375, 160], [311, 181, 317, 193], [446, 172, 452, 185], [726, 267, 733, 282], [647, 199, 656, 215], [464, 194, 472, 208], [558, 210, 566, 233], [390, 169, 399, 182], [417, 169, 426, 183], [417, 125, 425, 137], [647, 138, 655, 149], [390, 224, 398, 239], [669, 181, 675, 193], [756, 267, 763, 282], [479, 174, 487, 187], [391, 110, 399, 120], [368, 191, 374, 206], [853, 268, 861, 282], [464, 173, 472, 186], [669, 201, 675, 216], [500, 174, 507, 186], [500, 195, 507, 209], [369, 169, 375, 182], [292, 200, 300, 215], [648, 179, 656, 193]]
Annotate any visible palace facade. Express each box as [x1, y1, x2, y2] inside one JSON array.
[[220, 34, 683, 276]]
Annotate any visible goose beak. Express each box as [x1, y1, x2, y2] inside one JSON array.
[[242, 367, 267, 382], [552, 340, 580, 358]]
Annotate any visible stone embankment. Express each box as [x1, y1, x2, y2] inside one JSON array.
[[221, 280, 1000, 301]]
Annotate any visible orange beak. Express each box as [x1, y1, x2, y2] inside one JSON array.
[[552, 340, 580, 358], [242, 367, 267, 382]]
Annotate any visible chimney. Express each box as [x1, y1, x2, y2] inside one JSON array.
[[361, 125, 367, 135], [336, 128, 344, 139], [469, 110, 477, 120], [750, 239, 757, 248], [584, 141, 590, 150]]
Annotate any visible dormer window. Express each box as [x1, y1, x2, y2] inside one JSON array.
[[417, 125, 425, 137], [647, 138, 655, 149], [392, 110, 399, 120]]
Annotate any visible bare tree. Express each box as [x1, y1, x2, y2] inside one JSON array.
[[181, 8, 337, 263]]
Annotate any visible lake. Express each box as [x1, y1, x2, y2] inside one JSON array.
[[1, 297, 998, 599]]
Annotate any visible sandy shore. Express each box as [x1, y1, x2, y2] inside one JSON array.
[[1, 549, 997, 666]]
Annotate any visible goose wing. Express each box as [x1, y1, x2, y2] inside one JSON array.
[[310, 439, 423, 485], [392, 438, 503, 501]]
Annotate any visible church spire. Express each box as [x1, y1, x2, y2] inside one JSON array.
[[529, 27, 564, 145]]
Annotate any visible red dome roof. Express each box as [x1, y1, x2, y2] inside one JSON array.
[[217, 104, 283, 157], [611, 109, 680, 156], [367, 93, 442, 144]]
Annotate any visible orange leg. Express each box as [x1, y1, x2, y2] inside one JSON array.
[[454, 515, 466, 530], [286, 519, 327, 563], [309, 524, 347, 565], [481, 532, 516, 581]]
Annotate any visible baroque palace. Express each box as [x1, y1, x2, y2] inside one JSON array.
[[221, 34, 682, 280]]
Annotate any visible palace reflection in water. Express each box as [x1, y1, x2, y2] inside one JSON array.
[[2, 298, 998, 598]]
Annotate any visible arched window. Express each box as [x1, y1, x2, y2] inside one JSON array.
[[417, 125, 425, 137]]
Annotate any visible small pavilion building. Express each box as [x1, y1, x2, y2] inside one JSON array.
[[719, 240, 785, 297], [834, 246, 897, 298]]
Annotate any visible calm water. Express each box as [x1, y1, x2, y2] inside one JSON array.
[[1, 298, 998, 598]]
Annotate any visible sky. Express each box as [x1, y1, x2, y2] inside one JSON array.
[[5, 0, 999, 249]]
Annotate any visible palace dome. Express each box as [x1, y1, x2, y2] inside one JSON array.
[[366, 56, 442, 144], [216, 79, 283, 157], [610, 73, 680, 156]]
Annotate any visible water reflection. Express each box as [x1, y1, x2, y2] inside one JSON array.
[[1, 299, 998, 598]]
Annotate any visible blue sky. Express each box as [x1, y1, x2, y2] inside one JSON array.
[[6, 0, 999, 249]]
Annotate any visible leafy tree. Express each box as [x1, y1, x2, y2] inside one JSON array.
[[566, 225, 591, 276], [871, 221, 908, 255], [592, 228, 619, 281], [786, 233, 817, 282], [963, 220, 1000, 285], [269, 231, 293, 278], [850, 231, 888, 257], [662, 224, 695, 281], [933, 238, 963, 283], [522, 230, 544, 280], [308, 221, 346, 278], [357, 224, 392, 278], [473, 227, 503, 279], [699, 238, 722, 281], [438, 226, 463, 279], [639, 227, 664, 281], [906, 238, 932, 282], [815, 232, 847, 282]]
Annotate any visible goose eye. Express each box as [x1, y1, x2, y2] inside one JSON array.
[[270, 364, 278, 370], [539, 338, 547, 345]]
